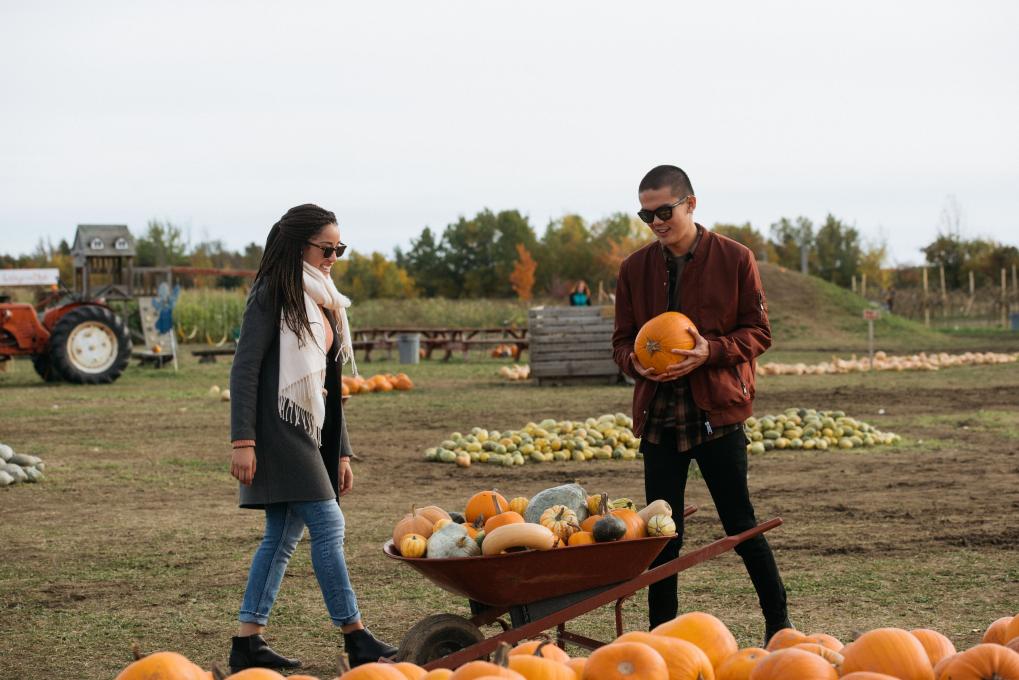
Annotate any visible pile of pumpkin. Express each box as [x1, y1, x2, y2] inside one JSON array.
[[745, 409, 900, 455], [491, 343, 522, 359], [342, 373, 414, 397], [423, 415, 641, 467], [112, 609, 1019, 679], [498, 364, 530, 381], [0, 442, 45, 487], [393, 484, 676, 558], [757, 350, 1019, 376]]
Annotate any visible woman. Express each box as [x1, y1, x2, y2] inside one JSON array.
[[569, 280, 592, 306], [227, 204, 397, 672]]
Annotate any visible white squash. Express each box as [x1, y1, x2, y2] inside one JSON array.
[[427, 523, 481, 559], [646, 513, 677, 537]]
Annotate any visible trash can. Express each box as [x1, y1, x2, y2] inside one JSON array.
[[397, 332, 421, 364], [1011, 313, 1019, 331]]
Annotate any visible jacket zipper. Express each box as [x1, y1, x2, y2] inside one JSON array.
[[735, 366, 749, 397]]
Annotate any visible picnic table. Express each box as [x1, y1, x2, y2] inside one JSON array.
[[352, 327, 528, 362]]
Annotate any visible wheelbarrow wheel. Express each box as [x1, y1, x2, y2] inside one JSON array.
[[396, 613, 485, 665]]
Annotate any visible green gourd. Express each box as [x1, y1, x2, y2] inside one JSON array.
[[592, 514, 627, 542]]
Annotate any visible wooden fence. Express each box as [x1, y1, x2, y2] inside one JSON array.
[[528, 306, 620, 385]]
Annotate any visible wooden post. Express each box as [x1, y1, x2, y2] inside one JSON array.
[[939, 264, 948, 317], [966, 270, 975, 318], [923, 267, 930, 327], [1012, 263, 1017, 296], [851, 275, 857, 293], [862, 273, 867, 298], [1003, 268, 1009, 329]]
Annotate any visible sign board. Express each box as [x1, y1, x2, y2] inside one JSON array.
[[0, 268, 60, 286], [863, 309, 881, 321]]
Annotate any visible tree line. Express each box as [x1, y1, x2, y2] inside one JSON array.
[[4, 210, 1016, 300]]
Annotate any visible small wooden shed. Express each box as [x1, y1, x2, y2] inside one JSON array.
[[72, 225, 135, 300], [528, 306, 621, 385]]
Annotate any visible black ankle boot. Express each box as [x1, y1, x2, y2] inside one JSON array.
[[763, 619, 794, 647], [344, 628, 398, 667], [229, 634, 302, 673]]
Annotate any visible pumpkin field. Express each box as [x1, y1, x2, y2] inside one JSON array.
[[1, 323, 1018, 677]]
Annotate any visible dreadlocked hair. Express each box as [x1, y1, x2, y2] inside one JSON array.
[[254, 203, 338, 346]]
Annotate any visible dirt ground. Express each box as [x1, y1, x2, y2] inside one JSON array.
[[1, 350, 1017, 678]]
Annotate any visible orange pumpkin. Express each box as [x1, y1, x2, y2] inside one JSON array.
[[465, 491, 509, 524], [567, 658, 587, 678], [416, 506, 451, 525], [634, 312, 698, 374], [909, 629, 956, 667], [509, 641, 570, 665], [423, 671, 455, 680], [803, 634, 843, 652], [652, 611, 739, 669], [337, 663, 408, 680], [484, 511, 525, 535], [840, 628, 934, 680], [227, 669, 286, 679], [616, 631, 716, 680], [840, 674, 901, 680], [982, 617, 1015, 645], [932, 653, 959, 680], [507, 655, 575, 680], [938, 643, 1019, 680], [1005, 616, 1019, 647], [747, 648, 837, 680], [567, 531, 596, 547], [1007, 638, 1019, 655], [450, 644, 523, 680], [791, 643, 844, 672], [114, 652, 207, 680], [583, 641, 668, 680], [392, 663, 428, 680], [609, 508, 646, 540], [716, 648, 769, 680], [765, 629, 806, 651], [394, 512, 435, 546]]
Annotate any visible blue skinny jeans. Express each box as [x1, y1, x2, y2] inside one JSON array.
[[239, 500, 361, 627]]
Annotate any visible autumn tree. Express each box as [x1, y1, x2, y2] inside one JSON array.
[[509, 243, 537, 301]]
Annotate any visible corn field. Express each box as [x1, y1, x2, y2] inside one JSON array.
[[173, 289, 544, 343]]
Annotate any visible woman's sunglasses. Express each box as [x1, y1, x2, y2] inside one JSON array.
[[637, 197, 689, 225], [306, 241, 347, 258]]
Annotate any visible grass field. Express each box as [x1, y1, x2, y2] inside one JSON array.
[[1, 331, 1018, 678]]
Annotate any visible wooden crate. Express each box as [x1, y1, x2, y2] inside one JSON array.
[[528, 306, 621, 385]]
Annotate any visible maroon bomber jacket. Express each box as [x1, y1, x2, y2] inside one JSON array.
[[611, 227, 771, 437]]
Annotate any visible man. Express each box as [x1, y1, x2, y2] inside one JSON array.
[[612, 164, 791, 643]]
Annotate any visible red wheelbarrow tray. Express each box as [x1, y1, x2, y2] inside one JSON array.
[[383, 534, 673, 608]]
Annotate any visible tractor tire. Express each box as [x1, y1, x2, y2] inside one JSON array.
[[48, 306, 132, 384], [31, 354, 63, 382]]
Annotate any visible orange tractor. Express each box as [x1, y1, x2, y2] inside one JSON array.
[[0, 271, 132, 384]]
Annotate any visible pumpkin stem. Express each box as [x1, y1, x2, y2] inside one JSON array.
[[493, 642, 511, 667], [535, 640, 559, 658], [131, 641, 144, 661], [210, 664, 227, 680], [599, 493, 608, 515]]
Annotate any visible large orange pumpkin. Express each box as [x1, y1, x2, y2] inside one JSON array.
[[938, 643, 1019, 680], [391, 663, 428, 680], [840, 674, 901, 680], [114, 652, 207, 680], [910, 629, 957, 668], [791, 643, 844, 672], [337, 663, 409, 680], [652, 611, 739, 669], [423, 670, 455, 680], [465, 491, 509, 524], [747, 648, 837, 680], [609, 508, 646, 540], [840, 628, 934, 680], [509, 641, 570, 665], [506, 654, 575, 680], [982, 617, 1015, 645], [484, 511, 525, 535], [803, 634, 844, 652], [583, 641, 668, 680], [1007, 638, 1019, 655], [716, 648, 769, 680], [1005, 616, 1019, 647], [227, 669, 287, 679], [634, 312, 698, 374], [567, 658, 587, 678], [765, 629, 806, 651], [933, 653, 960, 680], [617, 631, 716, 680], [450, 656, 524, 680]]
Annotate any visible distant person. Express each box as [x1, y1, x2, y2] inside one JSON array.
[[228, 204, 396, 672], [612, 165, 790, 644], [569, 280, 592, 306], [885, 287, 896, 313]]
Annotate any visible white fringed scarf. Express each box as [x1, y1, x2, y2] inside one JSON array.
[[278, 261, 358, 444]]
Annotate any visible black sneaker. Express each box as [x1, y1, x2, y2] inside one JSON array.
[[228, 634, 301, 674]]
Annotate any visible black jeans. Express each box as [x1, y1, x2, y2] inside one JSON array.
[[642, 428, 788, 628]]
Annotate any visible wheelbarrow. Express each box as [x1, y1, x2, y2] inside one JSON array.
[[383, 506, 783, 670]]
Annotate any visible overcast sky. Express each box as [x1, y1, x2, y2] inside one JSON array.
[[2, 1, 1017, 265]]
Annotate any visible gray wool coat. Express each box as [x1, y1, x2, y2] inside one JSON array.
[[230, 284, 353, 509]]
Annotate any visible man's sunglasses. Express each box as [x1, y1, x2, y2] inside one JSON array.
[[637, 197, 689, 225], [306, 242, 347, 258]]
